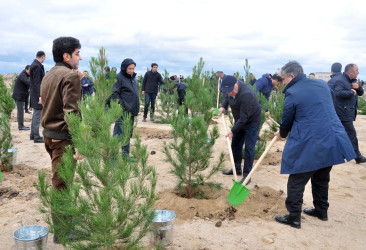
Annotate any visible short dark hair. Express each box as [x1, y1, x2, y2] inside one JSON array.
[[151, 63, 158, 68], [309, 73, 315, 76], [83, 70, 88, 73], [331, 62, 342, 73], [36, 51, 45, 58], [105, 66, 110, 72], [25, 65, 30, 70], [52, 37, 81, 63], [344, 64, 355, 73], [272, 73, 282, 82]]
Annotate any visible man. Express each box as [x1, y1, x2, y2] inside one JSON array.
[[219, 75, 261, 182], [250, 73, 257, 86], [110, 58, 139, 157], [142, 63, 164, 122], [308, 73, 316, 79], [327, 62, 342, 91], [333, 63, 366, 164], [12, 65, 31, 130], [254, 73, 282, 100], [174, 81, 188, 114], [274, 61, 355, 229], [30, 51, 46, 143], [40, 36, 83, 243], [81, 70, 94, 100]]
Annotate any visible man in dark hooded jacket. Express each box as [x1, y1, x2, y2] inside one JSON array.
[[12, 65, 31, 130], [254, 73, 282, 100], [110, 58, 140, 156]]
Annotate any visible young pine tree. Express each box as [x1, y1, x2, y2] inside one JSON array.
[[36, 48, 157, 249], [155, 69, 177, 124], [0, 75, 15, 170], [163, 59, 225, 199]]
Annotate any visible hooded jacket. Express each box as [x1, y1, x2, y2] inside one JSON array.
[[12, 70, 30, 102], [109, 59, 140, 116], [254, 74, 273, 100], [279, 74, 355, 174]]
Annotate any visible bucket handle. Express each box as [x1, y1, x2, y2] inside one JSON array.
[[20, 216, 44, 240]]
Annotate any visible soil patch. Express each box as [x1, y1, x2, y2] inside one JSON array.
[[154, 185, 287, 222], [135, 127, 173, 139]]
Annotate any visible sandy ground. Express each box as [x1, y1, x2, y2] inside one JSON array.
[[1, 107, 366, 250]]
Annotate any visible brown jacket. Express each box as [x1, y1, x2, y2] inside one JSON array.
[[41, 62, 82, 139]]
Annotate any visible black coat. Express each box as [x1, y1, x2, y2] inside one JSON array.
[[142, 71, 164, 94], [222, 80, 261, 133], [109, 59, 139, 116], [30, 59, 45, 110], [12, 70, 30, 102], [334, 72, 364, 121]]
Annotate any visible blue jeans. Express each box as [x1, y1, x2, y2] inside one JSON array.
[[144, 92, 157, 118], [113, 114, 135, 156], [231, 124, 259, 176]]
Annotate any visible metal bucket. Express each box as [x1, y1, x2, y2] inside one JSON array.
[[150, 210, 176, 246], [8, 148, 18, 165], [13, 225, 48, 250]]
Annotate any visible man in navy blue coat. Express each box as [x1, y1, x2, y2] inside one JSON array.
[[274, 61, 355, 229], [254, 73, 282, 100], [333, 64, 366, 164]]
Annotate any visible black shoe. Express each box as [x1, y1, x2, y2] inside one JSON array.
[[25, 110, 32, 114], [275, 215, 301, 229], [222, 169, 242, 176], [18, 126, 30, 131], [34, 138, 44, 143], [355, 155, 366, 164], [303, 208, 328, 221], [241, 176, 251, 185]]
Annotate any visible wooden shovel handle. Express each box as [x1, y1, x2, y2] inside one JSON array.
[[216, 79, 220, 109], [241, 136, 277, 185], [221, 114, 237, 181], [268, 116, 280, 127]]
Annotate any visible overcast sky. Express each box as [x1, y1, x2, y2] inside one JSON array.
[[1, 0, 365, 80]]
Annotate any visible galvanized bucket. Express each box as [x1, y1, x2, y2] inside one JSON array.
[[13, 224, 48, 250], [8, 148, 18, 165], [150, 210, 176, 246]]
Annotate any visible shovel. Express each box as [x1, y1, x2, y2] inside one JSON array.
[[227, 135, 278, 206], [268, 115, 280, 127], [215, 79, 220, 115]]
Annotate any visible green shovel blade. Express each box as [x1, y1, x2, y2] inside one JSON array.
[[214, 108, 219, 115], [228, 179, 251, 206]]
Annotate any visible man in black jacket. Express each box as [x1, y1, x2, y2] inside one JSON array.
[[111, 58, 140, 156], [30, 51, 46, 143], [334, 63, 366, 163], [12, 65, 31, 130], [141, 63, 164, 122], [219, 75, 262, 182]]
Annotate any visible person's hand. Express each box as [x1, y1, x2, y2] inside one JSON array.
[[142, 91, 145, 95], [274, 130, 282, 140], [219, 107, 226, 116], [84, 84, 88, 87], [76, 69, 84, 80], [38, 97, 42, 104], [352, 83, 359, 89], [226, 131, 233, 139], [265, 111, 270, 117], [351, 89, 357, 95], [73, 149, 84, 161]]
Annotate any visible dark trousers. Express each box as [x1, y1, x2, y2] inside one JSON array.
[[24, 92, 30, 112], [44, 137, 74, 190], [286, 166, 332, 221], [113, 114, 135, 156], [231, 124, 259, 176], [341, 121, 361, 157], [30, 109, 42, 140], [15, 100, 25, 128], [178, 91, 188, 114], [144, 92, 157, 118]]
